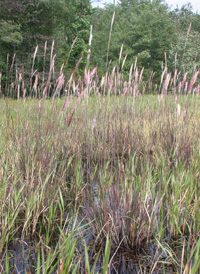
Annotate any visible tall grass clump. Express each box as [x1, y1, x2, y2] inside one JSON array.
[[0, 40, 200, 273]]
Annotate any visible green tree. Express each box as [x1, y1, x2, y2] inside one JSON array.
[[91, 4, 117, 75], [0, 0, 92, 78], [0, 0, 57, 70], [91, 0, 174, 81], [61, 0, 92, 73], [169, 4, 200, 77]]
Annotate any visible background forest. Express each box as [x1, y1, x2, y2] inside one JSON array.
[[0, 0, 200, 91], [1, 1, 200, 272]]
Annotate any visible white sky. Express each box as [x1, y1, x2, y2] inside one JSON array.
[[166, 0, 199, 13], [92, 0, 199, 13]]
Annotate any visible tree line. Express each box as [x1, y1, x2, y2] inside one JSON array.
[[0, 0, 200, 88]]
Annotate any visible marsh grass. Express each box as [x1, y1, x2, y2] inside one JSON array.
[[0, 90, 200, 273], [0, 38, 200, 272]]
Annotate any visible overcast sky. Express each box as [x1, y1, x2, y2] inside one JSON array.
[[92, 0, 199, 13], [166, 0, 199, 12]]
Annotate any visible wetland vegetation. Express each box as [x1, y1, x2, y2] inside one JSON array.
[[0, 76, 200, 273], [1, 0, 200, 273]]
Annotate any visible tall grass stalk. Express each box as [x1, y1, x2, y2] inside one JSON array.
[[0, 41, 200, 272]]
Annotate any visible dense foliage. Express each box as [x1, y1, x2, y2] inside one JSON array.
[[0, 0, 200, 90], [0, 0, 92, 78], [1, 94, 200, 272], [1, 1, 200, 272]]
